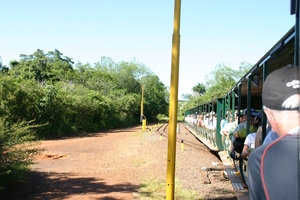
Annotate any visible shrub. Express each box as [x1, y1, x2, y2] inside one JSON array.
[[0, 119, 42, 192]]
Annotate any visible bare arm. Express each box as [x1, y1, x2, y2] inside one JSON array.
[[241, 144, 250, 159], [255, 126, 262, 148]]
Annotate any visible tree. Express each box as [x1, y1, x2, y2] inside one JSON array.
[[182, 62, 253, 111], [205, 63, 236, 88], [0, 57, 9, 75], [9, 49, 74, 82], [141, 74, 169, 120], [235, 61, 253, 81], [181, 93, 193, 101], [192, 83, 206, 96]]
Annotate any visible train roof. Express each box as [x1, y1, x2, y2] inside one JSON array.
[[229, 26, 295, 110]]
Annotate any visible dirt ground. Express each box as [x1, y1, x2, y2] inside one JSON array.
[[2, 123, 237, 200]]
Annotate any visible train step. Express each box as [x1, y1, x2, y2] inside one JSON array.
[[218, 151, 249, 200]]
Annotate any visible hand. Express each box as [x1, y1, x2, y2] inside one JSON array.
[[233, 132, 238, 138]]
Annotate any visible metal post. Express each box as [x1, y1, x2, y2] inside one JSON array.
[[141, 86, 146, 131], [166, 0, 181, 199], [262, 62, 268, 142]]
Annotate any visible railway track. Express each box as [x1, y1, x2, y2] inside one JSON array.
[[156, 122, 213, 153]]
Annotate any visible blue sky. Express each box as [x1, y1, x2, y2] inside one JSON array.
[[0, 1, 295, 99]]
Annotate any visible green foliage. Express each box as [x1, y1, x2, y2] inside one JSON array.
[[236, 61, 253, 79], [1, 50, 169, 138], [203, 62, 252, 100], [192, 83, 206, 96], [0, 119, 42, 192], [181, 93, 193, 101], [0, 49, 170, 192], [156, 114, 168, 122], [0, 58, 9, 75], [9, 49, 74, 83], [183, 62, 252, 111], [0, 77, 43, 123], [141, 75, 169, 121], [205, 63, 236, 89]]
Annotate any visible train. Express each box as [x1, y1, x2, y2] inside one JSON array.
[[184, 9, 299, 194]]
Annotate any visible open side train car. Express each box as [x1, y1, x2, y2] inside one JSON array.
[[184, 24, 297, 187]]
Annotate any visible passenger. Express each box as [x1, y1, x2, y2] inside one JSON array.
[[184, 115, 190, 123], [220, 113, 229, 131], [248, 64, 300, 200], [233, 109, 260, 139], [230, 108, 259, 159], [192, 114, 197, 125], [241, 111, 263, 159], [220, 111, 241, 152], [197, 114, 204, 127], [262, 130, 279, 145], [221, 111, 241, 137], [232, 108, 248, 133], [229, 109, 247, 159], [208, 111, 217, 131], [203, 113, 210, 128], [186, 114, 193, 124], [255, 124, 279, 148], [254, 123, 269, 148]]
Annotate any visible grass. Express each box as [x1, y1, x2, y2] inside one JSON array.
[[138, 176, 200, 200], [133, 158, 147, 166]]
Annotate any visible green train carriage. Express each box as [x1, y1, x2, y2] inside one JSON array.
[[185, 24, 297, 186]]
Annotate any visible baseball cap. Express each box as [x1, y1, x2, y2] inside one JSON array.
[[252, 110, 263, 119], [244, 108, 257, 116], [262, 65, 300, 110]]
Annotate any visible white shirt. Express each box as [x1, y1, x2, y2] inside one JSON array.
[[244, 132, 256, 149]]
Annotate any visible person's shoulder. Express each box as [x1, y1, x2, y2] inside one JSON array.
[[263, 131, 279, 145], [276, 134, 298, 144], [235, 121, 246, 130], [260, 134, 298, 155], [269, 133, 297, 144]]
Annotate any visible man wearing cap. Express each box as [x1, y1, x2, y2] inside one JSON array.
[[241, 111, 263, 159], [233, 108, 249, 132], [231, 109, 261, 156], [248, 64, 300, 199]]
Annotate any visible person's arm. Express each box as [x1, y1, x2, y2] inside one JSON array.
[[241, 144, 250, 159], [255, 126, 262, 148], [233, 131, 239, 138]]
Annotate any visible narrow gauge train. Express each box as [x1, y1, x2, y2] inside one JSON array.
[[184, 23, 298, 188]]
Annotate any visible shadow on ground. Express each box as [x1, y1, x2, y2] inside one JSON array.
[[1, 171, 139, 200]]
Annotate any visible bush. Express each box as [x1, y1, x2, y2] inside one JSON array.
[[0, 119, 42, 192]]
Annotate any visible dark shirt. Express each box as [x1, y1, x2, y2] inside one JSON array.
[[248, 133, 299, 200]]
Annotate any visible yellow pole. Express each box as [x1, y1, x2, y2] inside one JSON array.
[[166, 0, 181, 199], [181, 140, 184, 151], [141, 86, 146, 131], [142, 119, 146, 131]]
